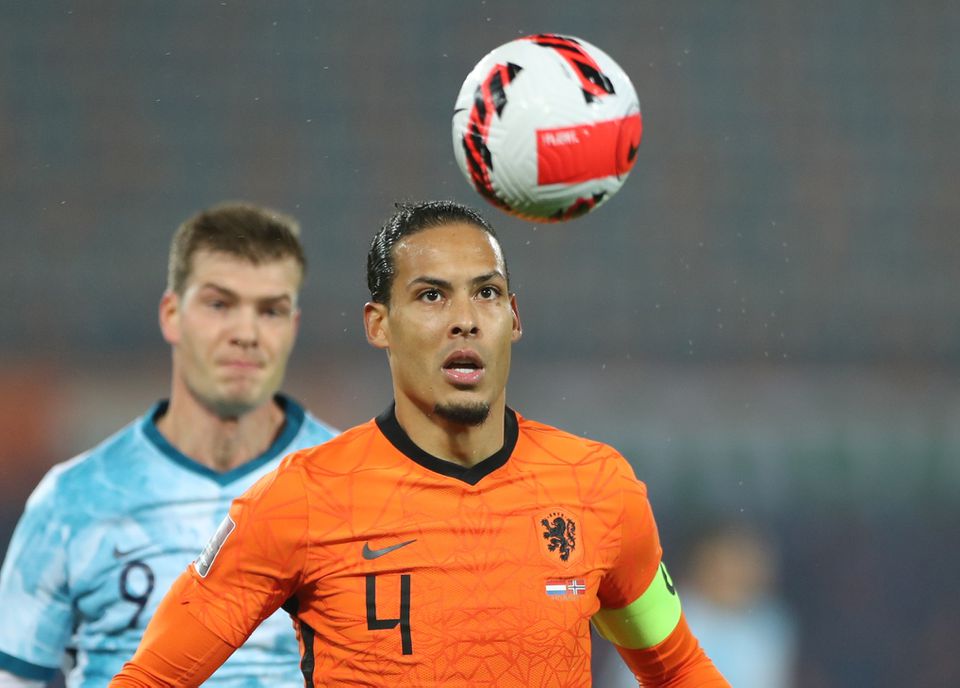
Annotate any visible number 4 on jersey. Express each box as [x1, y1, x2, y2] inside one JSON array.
[[365, 573, 412, 655]]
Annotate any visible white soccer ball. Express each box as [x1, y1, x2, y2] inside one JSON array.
[[452, 34, 642, 223]]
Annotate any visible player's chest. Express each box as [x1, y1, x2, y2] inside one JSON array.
[[69, 496, 233, 629], [316, 468, 614, 563], [301, 471, 621, 641]]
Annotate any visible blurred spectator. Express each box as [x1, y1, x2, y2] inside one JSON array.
[[681, 521, 797, 687], [592, 520, 797, 687]]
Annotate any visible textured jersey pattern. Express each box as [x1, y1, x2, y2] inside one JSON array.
[[181, 407, 662, 687]]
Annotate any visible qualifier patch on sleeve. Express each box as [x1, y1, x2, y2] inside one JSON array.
[[193, 516, 236, 578]]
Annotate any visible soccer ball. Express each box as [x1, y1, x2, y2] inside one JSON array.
[[452, 34, 642, 222]]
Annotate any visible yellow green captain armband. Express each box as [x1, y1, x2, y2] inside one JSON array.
[[591, 561, 682, 649]]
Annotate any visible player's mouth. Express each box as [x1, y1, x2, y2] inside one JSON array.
[[219, 359, 264, 371], [441, 350, 485, 386]]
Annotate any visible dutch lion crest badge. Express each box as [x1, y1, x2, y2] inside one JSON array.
[[537, 510, 582, 566]]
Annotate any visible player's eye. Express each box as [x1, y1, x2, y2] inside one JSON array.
[[419, 289, 442, 303], [477, 286, 500, 300], [208, 299, 228, 311]]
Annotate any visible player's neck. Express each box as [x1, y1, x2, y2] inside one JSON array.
[[393, 396, 507, 467], [157, 389, 285, 473]]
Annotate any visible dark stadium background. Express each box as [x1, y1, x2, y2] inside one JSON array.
[[1, 2, 957, 686]]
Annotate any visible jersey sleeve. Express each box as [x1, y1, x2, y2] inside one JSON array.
[[110, 575, 236, 687], [0, 669, 47, 688], [594, 462, 729, 686], [0, 470, 74, 680], [179, 461, 311, 647], [612, 614, 730, 687], [596, 465, 663, 609]]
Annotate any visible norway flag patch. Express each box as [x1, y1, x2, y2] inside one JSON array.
[[545, 578, 587, 598]]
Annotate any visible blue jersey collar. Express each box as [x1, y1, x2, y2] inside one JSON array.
[[141, 394, 305, 486]]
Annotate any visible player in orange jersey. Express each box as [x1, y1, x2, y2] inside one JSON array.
[[111, 201, 729, 687]]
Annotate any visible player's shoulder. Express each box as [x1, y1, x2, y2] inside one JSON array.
[[22, 412, 150, 516], [516, 412, 631, 470], [514, 413, 648, 510]]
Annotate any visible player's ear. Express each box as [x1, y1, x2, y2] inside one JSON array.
[[159, 290, 181, 345], [364, 301, 390, 350], [510, 294, 523, 343]]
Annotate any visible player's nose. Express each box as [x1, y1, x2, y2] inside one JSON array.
[[448, 294, 479, 338], [230, 306, 259, 347]]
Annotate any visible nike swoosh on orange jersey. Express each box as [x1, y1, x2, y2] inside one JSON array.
[[362, 539, 417, 560]]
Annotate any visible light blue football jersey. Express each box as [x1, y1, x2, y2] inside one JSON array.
[[0, 395, 337, 687]]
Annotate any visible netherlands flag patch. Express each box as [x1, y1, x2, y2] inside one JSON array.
[[545, 578, 587, 598]]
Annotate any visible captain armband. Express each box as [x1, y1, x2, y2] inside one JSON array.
[[591, 561, 682, 649]]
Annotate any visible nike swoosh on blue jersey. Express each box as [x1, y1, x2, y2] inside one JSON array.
[[112, 544, 151, 559]]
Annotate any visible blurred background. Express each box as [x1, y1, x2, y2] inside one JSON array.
[[1, 1, 958, 685]]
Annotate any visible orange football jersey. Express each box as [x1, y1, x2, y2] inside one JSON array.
[[117, 406, 725, 686]]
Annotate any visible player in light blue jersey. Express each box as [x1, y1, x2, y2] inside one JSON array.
[[0, 203, 337, 687]]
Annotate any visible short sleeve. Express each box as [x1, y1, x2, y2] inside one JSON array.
[[178, 462, 310, 647], [0, 471, 74, 679], [596, 463, 663, 609]]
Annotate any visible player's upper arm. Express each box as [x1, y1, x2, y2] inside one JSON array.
[[593, 559, 682, 650], [174, 461, 311, 647], [593, 466, 682, 650], [592, 462, 730, 686], [596, 464, 664, 611], [0, 668, 46, 688], [110, 574, 236, 687]]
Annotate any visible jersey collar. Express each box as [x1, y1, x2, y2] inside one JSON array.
[[141, 394, 305, 486], [375, 403, 518, 485]]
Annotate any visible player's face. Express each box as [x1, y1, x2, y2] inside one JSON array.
[[160, 250, 302, 418], [364, 222, 522, 424]]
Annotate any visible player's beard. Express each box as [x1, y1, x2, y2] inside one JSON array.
[[208, 397, 261, 419], [433, 401, 490, 426], [197, 392, 262, 420], [188, 378, 265, 421]]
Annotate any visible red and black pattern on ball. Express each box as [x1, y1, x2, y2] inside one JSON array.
[[525, 34, 615, 104], [461, 62, 522, 209], [551, 192, 607, 222]]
